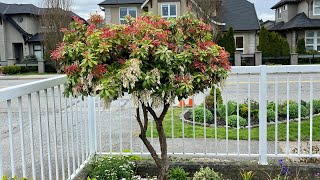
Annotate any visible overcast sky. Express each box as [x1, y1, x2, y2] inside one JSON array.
[[3, 0, 279, 21]]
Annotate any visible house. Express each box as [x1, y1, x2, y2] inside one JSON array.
[[269, 0, 320, 53], [260, 20, 276, 30], [0, 3, 82, 67], [98, 0, 260, 54]]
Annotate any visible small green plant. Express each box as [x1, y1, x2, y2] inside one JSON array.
[[190, 105, 213, 124], [193, 167, 222, 180], [217, 101, 237, 119], [228, 115, 247, 127], [1, 65, 22, 75], [267, 109, 276, 122], [307, 100, 320, 114], [168, 167, 189, 180], [240, 170, 255, 180], [205, 87, 223, 111], [280, 101, 308, 119], [86, 155, 135, 180], [1, 176, 27, 180]]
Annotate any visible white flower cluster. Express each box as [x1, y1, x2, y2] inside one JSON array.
[[121, 58, 142, 89], [150, 68, 161, 85]]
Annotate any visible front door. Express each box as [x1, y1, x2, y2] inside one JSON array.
[[13, 43, 23, 63]]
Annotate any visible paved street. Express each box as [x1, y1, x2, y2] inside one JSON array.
[[0, 73, 319, 179]]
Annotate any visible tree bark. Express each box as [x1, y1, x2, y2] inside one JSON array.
[[136, 102, 170, 180]]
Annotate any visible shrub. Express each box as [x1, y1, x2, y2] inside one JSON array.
[[168, 167, 189, 180], [297, 38, 306, 54], [190, 105, 213, 124], [267, 109, 276, 122], [193, 167, 222, 180], [239, 100, 259, 119], [1, 65, 22, 75], [307, 100, 320, 114], [205, 87, 223, 111], [86, 155, 135, 180], [228, 115, 247, 127], [280, 101, 308, 119], [216, 101, 237, 119], [217, 27, 235, 57]]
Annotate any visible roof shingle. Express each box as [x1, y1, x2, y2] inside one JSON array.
[[271, 0, 300, 9], [220, 0, 260, 31], [99, 0, 145, 5], [269, 13, 320, 30]]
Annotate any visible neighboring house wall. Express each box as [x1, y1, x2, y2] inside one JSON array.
[[0, 17, 7, 64], [10, 14, 40, 34], [297, 0, 308, 15], [104, 4, 144, 24], [234, 31, 256, 54]]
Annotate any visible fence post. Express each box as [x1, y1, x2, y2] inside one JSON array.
[[255, 51, 262, 66], [259, 65, 268, 165], [290, 53, 298, 65], [235, 52, 241, 66], [88, 96, 97, 155]]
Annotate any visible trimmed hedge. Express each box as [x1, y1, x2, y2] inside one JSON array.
[[190, 105, 213, 124]]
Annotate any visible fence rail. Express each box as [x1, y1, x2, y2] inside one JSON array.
[[0, 65, 320, 179]]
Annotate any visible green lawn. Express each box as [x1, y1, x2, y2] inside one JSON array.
[[146, 108, 320, 141]]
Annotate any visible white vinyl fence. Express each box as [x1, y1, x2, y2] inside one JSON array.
[[0, 65, 320, 179]]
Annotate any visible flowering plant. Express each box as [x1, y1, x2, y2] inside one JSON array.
[[52, 12, 230, 179]]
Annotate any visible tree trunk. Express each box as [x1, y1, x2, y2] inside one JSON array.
[[136, 103, 170, 180]]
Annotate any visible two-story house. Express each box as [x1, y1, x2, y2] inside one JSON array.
[[98, 0, 260, 54], [0, 3, 82, 67], [269, 0, 320, 53]]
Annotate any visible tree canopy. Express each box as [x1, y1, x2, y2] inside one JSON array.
[[52, 13, 231, 107]]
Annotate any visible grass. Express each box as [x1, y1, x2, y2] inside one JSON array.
[[146, 108, 320, 141]]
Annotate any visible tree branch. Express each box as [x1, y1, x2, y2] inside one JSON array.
[[135, 106, 144, 131]]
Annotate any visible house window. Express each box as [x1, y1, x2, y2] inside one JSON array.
[[161, 4, 177, 19], [283, 5, 287, 11], [314, 0, 320, 15], [119, 7, 137, 24], [278, 8, 282, 19], [235, 36, 244, 53], [33, 44, 42, 61], [305, 30, 320, 51]]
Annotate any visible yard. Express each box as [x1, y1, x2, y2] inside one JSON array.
[[146, 108, 320, 141]]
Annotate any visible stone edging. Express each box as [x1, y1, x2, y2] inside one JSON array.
[[180, 108, 320, 129]]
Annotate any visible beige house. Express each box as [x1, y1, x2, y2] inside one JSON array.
[[98, 0, 260, 54], [269, 0, 320, 53], [0, 3, 82, 68]]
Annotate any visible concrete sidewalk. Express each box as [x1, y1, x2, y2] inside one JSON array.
[[0, 74, 61, 80]]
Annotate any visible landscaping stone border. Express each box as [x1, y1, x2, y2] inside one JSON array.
[[136, 160, 320, 179], [181, 108, 320, 129]]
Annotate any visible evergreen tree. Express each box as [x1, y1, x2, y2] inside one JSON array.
[[224, 27, 236, 57], [258, 27, 270, 56], [297, 38, 306, 54]]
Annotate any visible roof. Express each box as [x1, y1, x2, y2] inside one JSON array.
[[269, 13, 320, 30], [26, 33, 44, 42], [0, 3, 41, 15], [99, 0, 145, 5], [271, 0, 300, 9], [220, 0, 260, 31]]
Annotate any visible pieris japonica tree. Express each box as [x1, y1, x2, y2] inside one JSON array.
[[52, 12, 230, 179]]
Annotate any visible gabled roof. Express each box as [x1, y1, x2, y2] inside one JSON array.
[[0, 3, 41, 15], [26, 33, 44, 43], [220, 0, 260, 31], [269, 13, 320, 30], [99, 0, 145, 5], [271, 0, 300, 9]]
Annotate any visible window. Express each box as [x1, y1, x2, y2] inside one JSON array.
[[33, 44, 42, 61], [161, 4, 177, 19], [305, 30, 320, 51], [235, 36, 244, 53], [314, 0, 320, 15], [283, 5, 287, 11], [119, 7, 137, 24], [278, 8, 282, 19]]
